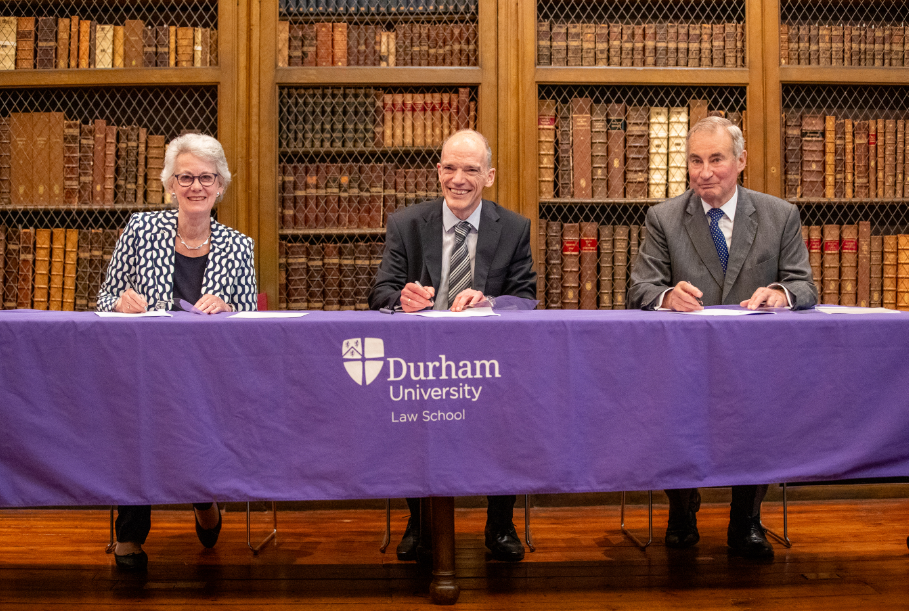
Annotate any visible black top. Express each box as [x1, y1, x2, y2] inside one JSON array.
[[172, 251, 208, 311]]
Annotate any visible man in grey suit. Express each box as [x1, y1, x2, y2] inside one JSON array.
[[369, 129, 536, 562], [628, 116, 817, 559]]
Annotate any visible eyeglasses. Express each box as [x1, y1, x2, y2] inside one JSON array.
[[174, 173, 219, 187]]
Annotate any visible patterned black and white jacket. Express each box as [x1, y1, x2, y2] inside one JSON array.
[[96, 210, 257, 312]]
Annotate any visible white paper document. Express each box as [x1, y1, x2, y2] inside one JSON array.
[[408, 306, 499, 318], [94, 311, 172, 318], [673, 308, 776, 316], [228, 312, 310, 319], [816, 306, 901, 315]]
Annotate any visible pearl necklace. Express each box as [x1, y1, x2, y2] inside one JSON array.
[[177, 231, 211, 250]]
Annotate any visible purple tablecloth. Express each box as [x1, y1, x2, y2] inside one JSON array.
[[1, 308, 908, 507]]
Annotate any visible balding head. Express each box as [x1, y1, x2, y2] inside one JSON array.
[[441, 129, 493, 172]]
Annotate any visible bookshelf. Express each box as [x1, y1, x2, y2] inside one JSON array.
[[254, 0, 497, 310], [0, 0, 243, 311]]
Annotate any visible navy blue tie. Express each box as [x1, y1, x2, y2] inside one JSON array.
[[707, 208, 729, 274]]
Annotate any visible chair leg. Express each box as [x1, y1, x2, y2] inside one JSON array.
[[524, 494, 535, 552], [247, 501, 278, 555], [379, 498, 391, 553], [762, 483, 792, 548], [620, 491, 653, 549], [105, 506, 116, 553]]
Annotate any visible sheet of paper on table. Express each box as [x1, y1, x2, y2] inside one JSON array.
[[94, 311, 173, 318], [815, 306, 901, 315], [408, 306, 499, 318], [660, 307, 776, 316], [228, 312, 310, 319]]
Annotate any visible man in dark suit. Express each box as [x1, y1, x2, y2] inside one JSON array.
[[628, 116, 817, 559], [369, 129, 536, 562]]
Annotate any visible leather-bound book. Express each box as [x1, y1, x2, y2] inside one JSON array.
[[797, 24, 808, 65], [874, 25, 884, 66], [135, 128, 146, 205], [29, 113, 50, 206], [834, 118, 845, 198], [859, 25, 869, 66], [402, 92, 414, 147], [392, 93, 404, 146], [4, 227, 19, 309], [883, 234, 897, 308], [342, 89, 355, 148], [103, 125, 116, 205], [905, 121, 909, 198], [807, 24, 819, 65], [91, 119, 106, 205], [394, 23, 409, 66], [123, 20, 143, 68], [143, 26, 157, 67], [596, 23, 608, 66], [538, 100, 557, 199], [114, 127, 127, 205], [304, 164, 318, 227], [285, 243, 307, 310], [840, 224, 858, 306], [808, 225, 822, 289], [354, 241, 371, 310], [101, 229, 117, 290], [332, 22, 347, 66], [550, 23, 567, 66], [168, 25, 176, 67], [831, 24, 843, 66], [561, 223, 580, 309], [325, 163, 340, 227], [368, 163, 383, 227], [339, 243, 356, 310], [430, 92, 443, 146], [567, 24, 582, 66], [780, 24, 788, 65], [633, 24, 644, 67], [898, 235, 909, 310], [278, 241, 286, 310], [854, 120, 869, 198], [0, 117, 8, 207], [578, 222, 597, 309], [124, 125, 138, 205], [62, 228, 77, 310], [0, 17, 16, 71], [722, 23, 735, 67], [48, 112, 64, 206], [192, 27, 202, 66], [644, 23, 655, 67], [78, 122, 93, 205], [818, 25, 831, 66], [314, 23, 332, 66], [414, 166, 427, 207], [857, 221, 871, 307], [800, 114, 825, 198], [78, 19, 90, 68], [314, 164, 327, 228], [897, 119, 905, 198], [403, 168, 416, 207], [383, 163, 395, 221], [655, 23, 668, 67], [32, 229, 50, 310], [606, 103, 625, 199], [155, 26, 170, 68], [418, 24, 430, 66], [582, 23, 595, 66], [884, 119, 897, 198], [322, 243, 340, 311], [145, 134, 165, 205], [441, 93, 453, 141], [280, 164, 293, 228], [613, 225, 628, 309], [17, 228, 33, 309], [894, 25, 905, 66], [598, 225, 613, 309], [845, 119, 854, 198], [299, 23, 314, 66], [824, 115, 835, 198], [667, 22, 677, 66], [68, 17, 79, 69], [306, 244, 323, 311], [689, 99, 709, 128], [620, 24, 633, 67], [885, 26, 893, 66], [74, 229, 89, 310], [648, 106, 669, 199], [629, 225, 641, 278], [93, 24, 113, 69], [459, 88, 471, 130], [699, 23, 711, 67], [876, 118, 885, 198], [113, 25, 124, 67], [557, 101, 571, 198], [545, 221, 562, 309], [676, 21, 688, 66], [625, 106, 649, 199], [788, 23, 798, 65], [844, 25, 854, 66], [822, 224, 840, 304], [382, 93, 393, 147], [536, 218, 547, 306], [871, 234, 883, 307], [0, 227, 4, 304], [199, 27, 211, 67], [36, 17, 56, 70], [571, 97, 592, 199], [17, 17, 35, 70], [330, 87, 343, 148], [591, 103, 608, 199], [668, 106, 688, 198], [10, 113, 33, 207]]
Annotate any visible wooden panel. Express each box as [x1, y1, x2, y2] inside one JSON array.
[[535, 67, 752, 86]]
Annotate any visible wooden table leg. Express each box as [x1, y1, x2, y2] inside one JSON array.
[[429, 496, 459, 605]]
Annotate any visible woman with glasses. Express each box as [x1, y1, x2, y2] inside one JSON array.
[[96, 133, 257, 570]]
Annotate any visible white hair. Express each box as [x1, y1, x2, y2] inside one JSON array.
[[161, 133, 232, 197], [686, 116, 745, 158]]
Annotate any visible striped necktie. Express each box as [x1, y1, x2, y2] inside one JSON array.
[[447, 221, 473, 308], [707, 207, 729, 274]]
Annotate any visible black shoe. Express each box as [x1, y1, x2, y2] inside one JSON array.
[[665, 490, 700, 549], [114, 549, 148, 571], [396, 516, 420, 561], [484, 523, 525, 562], [194, 504, 222, 549], [727, 517, 774, 559]]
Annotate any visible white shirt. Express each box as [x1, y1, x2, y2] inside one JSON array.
[[434, 200, 482, 310]]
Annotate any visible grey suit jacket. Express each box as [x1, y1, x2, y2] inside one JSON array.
[[627, 187, 818, 310], [368, 198, 537, 310]]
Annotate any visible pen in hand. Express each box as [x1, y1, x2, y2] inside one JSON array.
[[414, 281, 434, 306]]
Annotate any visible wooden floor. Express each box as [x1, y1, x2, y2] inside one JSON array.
[[2, 500, 909, 609]]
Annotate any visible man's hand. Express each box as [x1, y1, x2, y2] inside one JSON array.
[[400, 282, 435, 313], [740, 286, 788, 310], [449, 288, 484, 312], [662, 281, 704, 312]]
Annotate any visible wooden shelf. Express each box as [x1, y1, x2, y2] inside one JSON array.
[[0, 204, 169, 212], [791, 198, 909, 205], [0, 68, 223, 88], [276, 66, 482, 85], [535, 66, 751, 86], [278, 12, 478, 23], [280, 228, 386, 236], [280, 146, 440, 155], [540, 198, 662, 206], [779, 66, 909, 85]]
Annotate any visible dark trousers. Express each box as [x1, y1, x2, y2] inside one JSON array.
[[116, 503, 213, 544], [665, 485, 769, 523], [405, 495, 516, 529]]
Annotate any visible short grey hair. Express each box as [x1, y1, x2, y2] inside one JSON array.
[[686, 116, 745, 159], [441, 129, 493, 171], [161, 133, 232, 196]]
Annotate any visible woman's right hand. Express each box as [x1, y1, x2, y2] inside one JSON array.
[[114, 288, 148, 313]]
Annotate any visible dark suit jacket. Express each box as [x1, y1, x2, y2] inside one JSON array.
[[627, 187, 818, 310], [368, 198, 537, 310]]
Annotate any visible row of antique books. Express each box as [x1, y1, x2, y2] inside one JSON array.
[[279, 0, 478, 14], [803, 222, 909, 310], [280, 163, 439, 229], [1, 226, 119, 312], [0, 17, 217, 70], [279, 87, 475, 150], [278, 21, 477, 67], [537, 21, 745, 68], [538, 220, 645, 310], [780, 23, 909, 67], [784, 113, 909, 200], [538, 99, 744, 200], [278, 240, 385, 311], [0, 114, 167, 208]]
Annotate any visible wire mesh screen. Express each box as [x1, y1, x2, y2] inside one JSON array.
[[0, 1, 219, 70], [536, 0, 746, 67], [536, 84, 746, 311], [779, 1, 909, 67], [0, 86, 218, 311], [277, 85, 477, 310], [277, 1, 478, 67]]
